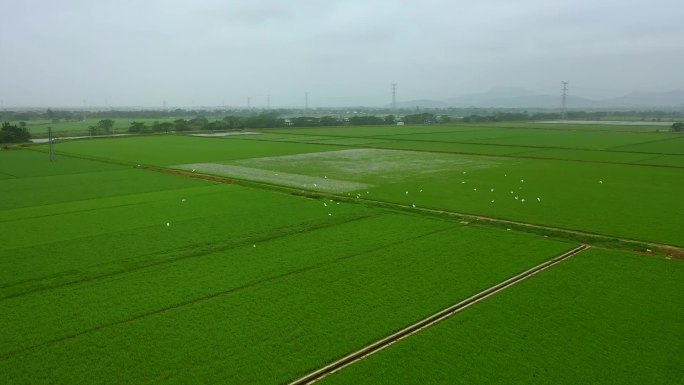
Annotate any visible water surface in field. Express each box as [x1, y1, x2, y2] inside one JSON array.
[[231, 148, 502, 182]]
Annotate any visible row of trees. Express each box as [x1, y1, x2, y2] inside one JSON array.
[[5, 107, 680, 124], [122, 113, 452, 134], [0, 122, 31, 143], [87, 119, 115, 136]]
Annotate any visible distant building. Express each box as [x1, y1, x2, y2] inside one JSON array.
[[396, 121, 405, 126]]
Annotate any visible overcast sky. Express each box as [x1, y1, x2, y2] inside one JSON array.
[[2, 0, 683, 108]]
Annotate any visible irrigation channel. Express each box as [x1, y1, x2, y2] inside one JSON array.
[[288, 244, 590, 385]]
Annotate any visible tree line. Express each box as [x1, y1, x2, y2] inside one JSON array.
[[5, 107, 681, 124], [461, 110, 684, 123], [121, 113, 450, 134]]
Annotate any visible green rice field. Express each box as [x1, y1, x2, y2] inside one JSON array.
[[1, 121, 681, 384], [321, 248, 684, 385]]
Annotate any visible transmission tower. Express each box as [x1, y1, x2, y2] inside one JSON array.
[[560, 81, 568, 120], [391, 83, 397, 111], [267, 94, 271, 109], [247, 97, 251, 109], [305, 92, 309, 110]]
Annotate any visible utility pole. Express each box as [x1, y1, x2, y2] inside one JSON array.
[[304, 92, 309, 111], [48, 127, 55, 162], [391, 83, 397, 111], [560, 81, 568, 120]]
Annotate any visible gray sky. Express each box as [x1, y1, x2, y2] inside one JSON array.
[[2, 0, 683, 108]]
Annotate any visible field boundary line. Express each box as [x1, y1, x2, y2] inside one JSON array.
[[288, 244, 589, 385], [0, 227, 451, 359], [0, 170, 18, 178], [605, 135, 684, 151], [0, 214, 381, 301]]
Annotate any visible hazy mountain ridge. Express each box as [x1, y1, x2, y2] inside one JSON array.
[[397, 88, 684, 109]]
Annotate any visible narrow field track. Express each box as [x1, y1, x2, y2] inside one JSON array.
[[288, 244, 590, 385]]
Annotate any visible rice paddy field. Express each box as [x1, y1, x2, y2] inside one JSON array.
[[1, 121, 682, 384]]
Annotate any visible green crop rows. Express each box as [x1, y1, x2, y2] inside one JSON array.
[[1, 120, 681, 384], [321, 248, 684, 385]]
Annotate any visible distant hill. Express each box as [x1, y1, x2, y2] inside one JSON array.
[[397, 87, 684, 109], [601, 90, 684, 108]]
